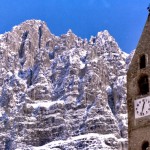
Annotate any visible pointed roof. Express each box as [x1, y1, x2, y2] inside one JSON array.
[[128, 13, 150, 75]]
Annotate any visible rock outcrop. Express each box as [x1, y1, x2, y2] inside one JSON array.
[[0, 20, 128, 150]]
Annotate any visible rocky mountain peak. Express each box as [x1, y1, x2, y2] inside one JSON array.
[[0, 20, 128, 149]]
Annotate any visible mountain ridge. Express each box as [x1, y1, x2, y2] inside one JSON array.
[[0, 19, 129, 150]]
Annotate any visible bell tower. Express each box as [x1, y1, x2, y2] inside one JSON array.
[[127, 6, 150, 150]]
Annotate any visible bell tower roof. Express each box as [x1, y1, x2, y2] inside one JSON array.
[[128, 11, 150, 75]]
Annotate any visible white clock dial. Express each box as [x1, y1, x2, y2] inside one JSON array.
[[134, 96, 150, 119]]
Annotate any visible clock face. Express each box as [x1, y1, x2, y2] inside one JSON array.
[[134, 96, 150, 119]]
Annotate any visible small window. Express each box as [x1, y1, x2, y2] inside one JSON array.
[[138, 75, 149, 95], [140, 55, 146, 69], [142, 141, 149, 150]]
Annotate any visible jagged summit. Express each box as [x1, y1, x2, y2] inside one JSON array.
[[13, 19, 47, 27], [6, 19, 49, 33], [0, 20, 128, 149], [97, 30, 110, 36]]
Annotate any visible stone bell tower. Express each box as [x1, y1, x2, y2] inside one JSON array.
[[127, 7, 150, 150]]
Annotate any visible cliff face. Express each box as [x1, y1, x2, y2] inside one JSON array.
[[0, 20, 128, 150]]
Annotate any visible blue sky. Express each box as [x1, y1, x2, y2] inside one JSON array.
[[0, 0, 149, 53]]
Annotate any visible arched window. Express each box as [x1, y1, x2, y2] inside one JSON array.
[[142, 141, 149, 150], [140, 55, 146, 69], [138, 75, 149, 95]]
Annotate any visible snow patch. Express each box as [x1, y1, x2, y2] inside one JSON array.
[[26, 100, 64, 109], [106, 86, 112, 94], [31, 133, 119, 150]]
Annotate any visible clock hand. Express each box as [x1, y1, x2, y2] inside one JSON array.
[[142, 101, 145, 113]]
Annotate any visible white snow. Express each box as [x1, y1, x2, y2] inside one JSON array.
[[6, 71, 13, 77], [106, 86, 112, 94], [116, 75, 126, 87], [91, 57, 98, 63], [0, 34, 3, 39], [0, 42, 7, 49], [79, 49, 87, 57], [12, 25, 18, 30], [26, 100, 64, 109], [69, 53, 79, 64], [79, 61, 85, 69], [31, 133, 118, 150]]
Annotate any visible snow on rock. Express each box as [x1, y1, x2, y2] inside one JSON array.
[[30, 133, 123, 150], [0, 19, 130, 150], [26, 100, 64, 109]]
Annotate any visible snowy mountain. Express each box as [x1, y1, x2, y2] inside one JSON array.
[[0, 20, 129, 150]]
